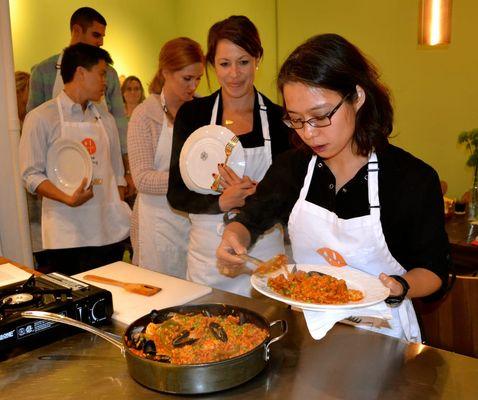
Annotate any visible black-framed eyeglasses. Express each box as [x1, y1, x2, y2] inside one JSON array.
[[282, 93, 351, 129]]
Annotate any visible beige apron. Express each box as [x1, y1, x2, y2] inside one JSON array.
[[288, 153, 421, 342], [41, 96, 131, 249], [187, 93, 284, 297], [137, 93, 190, 278]]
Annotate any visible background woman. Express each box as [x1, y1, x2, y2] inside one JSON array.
[[16, 71, 30, 125], [121, 76, 145, 208], [217, 34, 450, 341], [167, 16, 292, 296], [121, 75, 145, 119], [128, 37, 204, 277]]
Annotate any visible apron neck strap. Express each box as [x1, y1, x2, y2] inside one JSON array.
[[257, 93, 270, 142], [56, 96, 106, 142], [299, 152, 381, 214], [210, 93, 220, 124], [367, 152, 380, 214], [55, 52, 63, 70], [210, 91, 270, 141]]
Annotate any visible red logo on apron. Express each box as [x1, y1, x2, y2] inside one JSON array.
[[317, 247, 347, 267], [82, 138, 96, 155]]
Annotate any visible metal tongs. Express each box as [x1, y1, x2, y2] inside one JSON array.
[[237, 253, 293, 277], [237, 253, 331, 280]]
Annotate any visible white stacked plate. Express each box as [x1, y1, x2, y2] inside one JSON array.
[[179, 124, 245, 195], [46, 138, 93, 195]]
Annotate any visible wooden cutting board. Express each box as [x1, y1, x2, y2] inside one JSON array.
[[73, 261, 212, 325]]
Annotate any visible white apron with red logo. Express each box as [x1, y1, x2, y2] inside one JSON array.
[[288, 153, 421, 342], [137, 93, 190, 277], [41, 96, 131, 249], [187, 93, 284, 297]]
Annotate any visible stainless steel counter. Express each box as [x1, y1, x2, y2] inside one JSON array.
[[1, 289, 478, 400]]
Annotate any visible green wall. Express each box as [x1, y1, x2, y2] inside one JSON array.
[[277, 0, 478, 199], [10, 0, 478, 198], [10, 0, 177, 91], [174, 0, 278, 99]]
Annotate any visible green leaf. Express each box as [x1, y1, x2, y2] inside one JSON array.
[[467, 153, 478, 167], [457, 131, 469, 144]]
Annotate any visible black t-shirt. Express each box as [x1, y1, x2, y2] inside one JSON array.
[[167, 89, 293, 214], [233, 144, 451, 288]]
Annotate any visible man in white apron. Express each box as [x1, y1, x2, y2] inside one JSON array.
[[186, 92, 284, 297], [26, 7, 130, 193], [19, 43, 130, 275]]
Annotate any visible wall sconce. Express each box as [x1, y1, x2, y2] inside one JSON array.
[[419, 0, 452, 46]]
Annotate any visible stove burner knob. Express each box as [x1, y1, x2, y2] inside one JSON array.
[[90, 300, 107, 322]]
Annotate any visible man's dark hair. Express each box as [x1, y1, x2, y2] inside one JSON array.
[[61, 43, 113, 83], [70, 7, 107, 32]]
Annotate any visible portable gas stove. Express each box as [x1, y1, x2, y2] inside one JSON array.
[[0, 272, 113, 359]]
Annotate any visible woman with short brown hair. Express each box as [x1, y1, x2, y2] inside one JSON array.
[[167, 16, 292, 296]]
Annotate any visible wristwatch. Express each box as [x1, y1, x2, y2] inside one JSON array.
[[384, 275, 410, 306]]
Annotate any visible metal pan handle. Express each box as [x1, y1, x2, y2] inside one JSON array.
[[265, 319, 288, 361], [21, 310, 125, 355]]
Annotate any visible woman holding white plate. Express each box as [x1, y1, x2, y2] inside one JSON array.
[[216, 34, 451, 341], [167, 16, 292, 296], [128, 38, 204, 277]]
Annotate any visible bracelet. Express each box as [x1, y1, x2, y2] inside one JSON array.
[[223, 210, 239, 224], [384, 274, 410, 306]]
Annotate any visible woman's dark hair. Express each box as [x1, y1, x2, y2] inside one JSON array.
[[206, 15, 263, 86], [61, 43, 112, 84], [278, 33, 393, 155]]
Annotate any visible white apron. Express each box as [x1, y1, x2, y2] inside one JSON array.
[[41, 96, 131, 249], [137, 93, 190, 278], [53, 53, 108, 109], [288, 153, 421, 342], [187, 93, 284, 297]]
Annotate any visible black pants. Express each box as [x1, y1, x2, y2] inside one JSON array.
[[35, 240, 126, 276]]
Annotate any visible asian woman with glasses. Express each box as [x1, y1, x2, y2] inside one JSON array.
[[217, 33, 451, 343]]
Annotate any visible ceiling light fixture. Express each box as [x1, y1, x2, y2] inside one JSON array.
[[418, 0, 452, 46]]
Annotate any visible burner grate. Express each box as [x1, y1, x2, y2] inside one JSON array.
[[0, 273, 113, 359], [0, 275, 72, 320]]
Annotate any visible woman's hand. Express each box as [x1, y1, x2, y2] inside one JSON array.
[[216, 222, 252, 277], [217, 167, 257, 212], [380, 269, 442, 299], [216, 164, 257, 189], [379, 273, 406, 296], [218, 181, 256, 211]]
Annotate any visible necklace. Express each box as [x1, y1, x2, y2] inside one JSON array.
[[160, 92, 174, 123]]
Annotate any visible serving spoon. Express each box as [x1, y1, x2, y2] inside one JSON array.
[[83, 275, 161, 296]]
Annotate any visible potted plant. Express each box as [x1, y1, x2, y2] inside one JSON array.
[[457, 128, 478, 220]]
